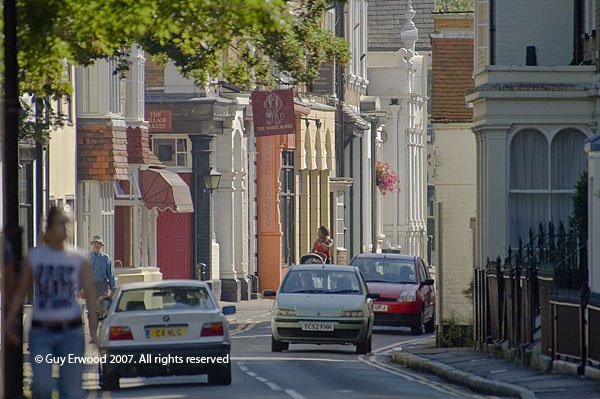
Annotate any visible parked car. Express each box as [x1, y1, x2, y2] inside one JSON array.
[[349, 253, 435, 335], [97, 280, 236, 390], [263, 264, 378, 354]]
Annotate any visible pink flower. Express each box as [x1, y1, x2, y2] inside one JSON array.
[[375, 160, 400, 194]]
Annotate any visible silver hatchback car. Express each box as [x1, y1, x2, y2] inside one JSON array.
[[263, 265, 378, 354]]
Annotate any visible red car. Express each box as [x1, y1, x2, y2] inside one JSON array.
[[350, 253, 435, 335]]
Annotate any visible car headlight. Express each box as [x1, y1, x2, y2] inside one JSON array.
[[341, 310, 364, 317], [274, 308, 296, 316], [399, 291, 417, 302]]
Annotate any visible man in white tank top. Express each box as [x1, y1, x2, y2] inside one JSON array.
[[5, 207, 98, 399]]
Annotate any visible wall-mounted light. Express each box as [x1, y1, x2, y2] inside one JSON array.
[[302, 117, 322, 130]]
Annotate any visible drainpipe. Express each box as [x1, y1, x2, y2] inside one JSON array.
[[489, 0, 495, 65], [359, 132, 364, 252], [371, 120, 378, 253], [574, 0, 583, 65], [335, 0, 346, 177], [349, 134, 354, 256]]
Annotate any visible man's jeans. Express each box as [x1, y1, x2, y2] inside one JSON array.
[[28, 325, 85, 399]]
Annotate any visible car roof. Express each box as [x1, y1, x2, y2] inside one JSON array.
[[118, 280, 210, 291], [352, 253, 418, 261], [288, 264, 359, 272]]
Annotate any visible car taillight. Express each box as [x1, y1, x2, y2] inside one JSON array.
[[109, 326, 133, 340], [200, 322, 224, 337]]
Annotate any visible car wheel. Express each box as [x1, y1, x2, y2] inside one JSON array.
[[424, 310, 436, 333], [271, 336, 289, 352], [208, 362, 232, 385], [411, 310, 424, 335], [99, 365, 119, 391], [356, 334, 371, 355]]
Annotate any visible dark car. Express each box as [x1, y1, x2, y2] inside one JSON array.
[[349, 253, 435, 335]]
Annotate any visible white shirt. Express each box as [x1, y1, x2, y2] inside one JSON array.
[[27, 245, 86, 322]]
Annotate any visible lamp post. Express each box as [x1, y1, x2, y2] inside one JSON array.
[[200, 167, 221, 281]]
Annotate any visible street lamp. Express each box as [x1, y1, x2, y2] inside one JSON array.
[[203, 167, 221, 191], [199, 167, 221, 283]]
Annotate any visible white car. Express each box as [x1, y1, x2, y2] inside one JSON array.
[[97, 280, 235, 390], [263, 265, 378, 354]]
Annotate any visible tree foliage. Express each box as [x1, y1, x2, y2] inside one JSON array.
[[16, 0, 349, 100], [435, 0, 474, 12]]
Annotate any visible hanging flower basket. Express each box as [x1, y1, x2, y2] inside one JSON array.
[[375, 160, 400, 195]]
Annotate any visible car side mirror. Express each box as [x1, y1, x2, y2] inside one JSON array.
[[98, 296, 112, 320], [263, 289, 277, 298], [367, 292, 380, 300], [222, 305, 236, 315], [422, 279, 434, 286]]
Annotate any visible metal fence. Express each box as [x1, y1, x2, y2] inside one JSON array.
[[474, 222, 598, 373]]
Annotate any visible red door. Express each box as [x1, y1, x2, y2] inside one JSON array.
[[156, 173, 192, 279]]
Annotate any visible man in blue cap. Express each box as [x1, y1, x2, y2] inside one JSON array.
[[89, 234, 116, 297]]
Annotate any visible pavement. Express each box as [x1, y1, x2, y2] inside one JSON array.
[[392, 346, 600, 399]]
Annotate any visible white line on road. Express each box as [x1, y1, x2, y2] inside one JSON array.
[[255, 376, 268, 383], [231, 334, 271, 339], [285, 389, 307, 399], [359, 355, 486, 399], [246, 371, 258, 377], [232, 356, 359, 362], [266, 382, 282, 391], [373, 336, 434, 354]]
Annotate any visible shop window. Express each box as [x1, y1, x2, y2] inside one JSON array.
[[280, 150, 295, 266]]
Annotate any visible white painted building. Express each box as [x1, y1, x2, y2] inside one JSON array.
[[468, 1, 594, 267], [367, 0, 428, 257], [146, 62, 252, 300]]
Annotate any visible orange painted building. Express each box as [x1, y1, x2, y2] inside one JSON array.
[[256, 132, 295, 291], [256, 102, 339, 292]]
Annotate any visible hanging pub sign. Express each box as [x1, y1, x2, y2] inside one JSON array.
[[251, 89, 296, 137]]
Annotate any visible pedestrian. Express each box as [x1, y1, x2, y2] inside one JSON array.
[[311, 225, 333, 264], [89, 234, 116, 298], [5, 206, 98, 399]]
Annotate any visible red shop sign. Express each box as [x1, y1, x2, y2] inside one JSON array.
[[145, 110, 172, 132]]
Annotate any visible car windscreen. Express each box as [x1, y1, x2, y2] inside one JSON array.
[[116, 287, 215, 312], [352, 259, 418, 284], [280, 270, 363, 294]]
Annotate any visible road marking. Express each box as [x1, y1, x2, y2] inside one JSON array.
[[489, 369, 507, 374], [285, 389, 307, 399], [373, 336, 434, 354], [246, 371, 258, 377], [256, 376, 268, 383], [266, 382, 282, 391], [232, 356, 359, 362], [359, 355, 487, 399], [232, 334, 272, 339]]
